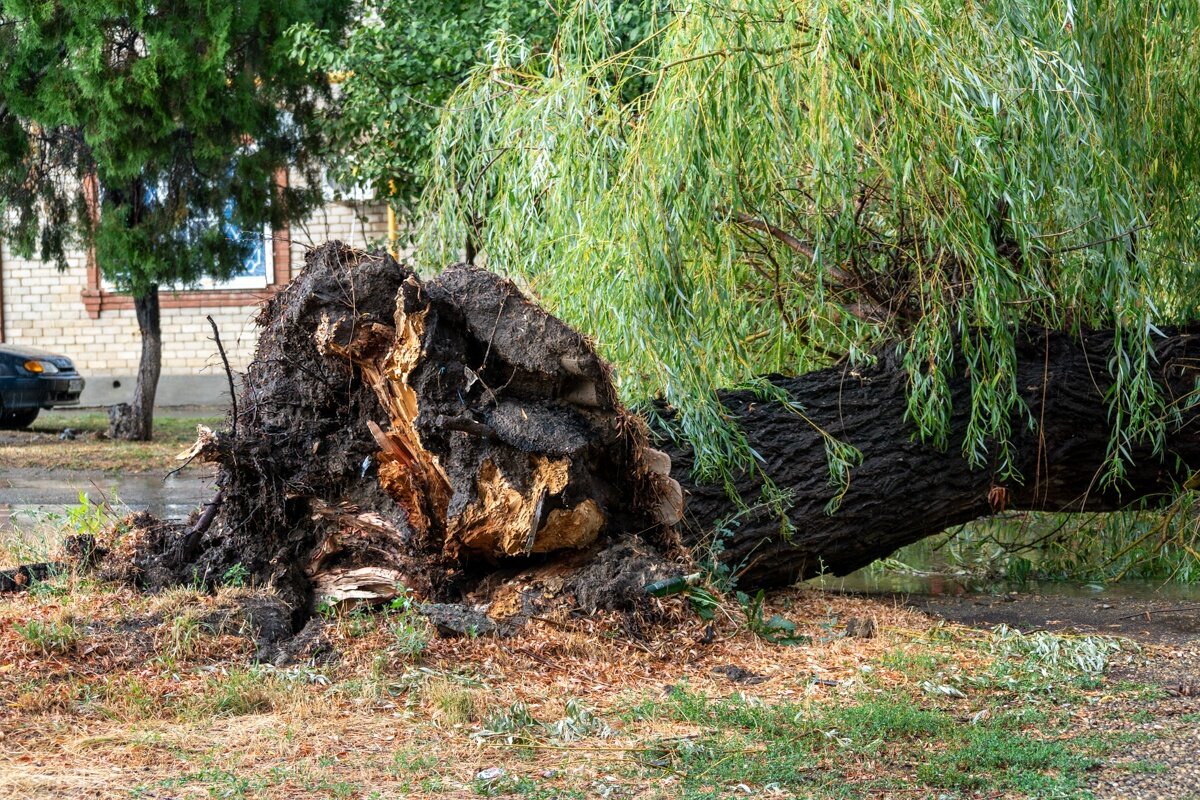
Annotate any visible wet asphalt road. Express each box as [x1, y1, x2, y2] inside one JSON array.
[[0, 467, 214, 528]]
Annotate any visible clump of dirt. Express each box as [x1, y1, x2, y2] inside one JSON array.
[[269, 615, 336, 666], [198, 592, 295, 659], [565, 537, 678, 613]]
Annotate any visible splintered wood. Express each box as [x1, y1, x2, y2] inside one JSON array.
[[451, 456, 603, 556], [317, 308, 451, 543], [307, 261, 682, 604]]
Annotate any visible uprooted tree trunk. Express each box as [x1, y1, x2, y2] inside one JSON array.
[[143, 243, 1200, 618]]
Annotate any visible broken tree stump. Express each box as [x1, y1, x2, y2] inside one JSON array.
[[151, 244, 677, 613]]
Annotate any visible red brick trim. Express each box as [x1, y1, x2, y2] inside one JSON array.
[[80, 170, 293, 319], [81, 282, 286, 317]]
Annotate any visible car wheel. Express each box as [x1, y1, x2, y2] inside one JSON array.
[[0, 407, 39, 429]]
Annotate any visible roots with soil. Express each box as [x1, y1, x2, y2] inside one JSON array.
[[134, 243, 681, 625]]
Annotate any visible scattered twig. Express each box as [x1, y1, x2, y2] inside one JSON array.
[[207, 315, 238, 438], [1115, 603, 1200, 620], [1050, 222, 1152, 255], [163, 450, 200, 481]]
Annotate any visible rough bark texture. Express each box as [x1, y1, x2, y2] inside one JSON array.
[[668, 330, 1200, 587], [109, 288, 161, 441], [137, 243, 1200, 619]]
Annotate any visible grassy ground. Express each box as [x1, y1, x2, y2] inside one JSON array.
[[0, 408, 224, 472], [0, 519, 1175, 799]]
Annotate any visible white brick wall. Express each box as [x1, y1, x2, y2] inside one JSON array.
[[289, 199, 391, 258]]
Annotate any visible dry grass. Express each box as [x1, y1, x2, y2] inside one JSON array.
[[0, 567, 1144, 800]]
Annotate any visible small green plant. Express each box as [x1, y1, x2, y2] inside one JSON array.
[[65, 491, 115, 536], [221, 563, 250, 588], [15, 617, 80, 655], [684, 585, 721, 621], [153, 766, 263, 799], [737, 590, 811, 645], [342, 606, 378, 638], [388, 591, 432, 658], [186, 566, 208, 594]]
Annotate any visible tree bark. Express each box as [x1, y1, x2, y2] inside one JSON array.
[[150, 244, 1200, 612], [109, 288, 161, 441], [667, 329, 1200, 587]]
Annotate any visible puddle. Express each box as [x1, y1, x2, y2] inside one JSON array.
[[0, 468, 214, 530], [803, 525, 1200, 601]]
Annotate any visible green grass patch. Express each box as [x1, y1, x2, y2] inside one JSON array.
[[621, 687, 1099, 798], [30, 410, 222, 440], [15, 616, 80, 655]]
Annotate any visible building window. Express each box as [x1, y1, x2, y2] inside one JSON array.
[[81, 169, 294, 317], [185, 216, 274, 290]]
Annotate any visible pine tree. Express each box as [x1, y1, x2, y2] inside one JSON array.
[[0, 0, 349, 439]]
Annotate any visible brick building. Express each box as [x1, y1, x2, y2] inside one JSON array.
[[0, 198, 390, 407]]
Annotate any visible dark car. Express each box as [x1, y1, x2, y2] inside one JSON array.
[[0, 344, 86, 429]]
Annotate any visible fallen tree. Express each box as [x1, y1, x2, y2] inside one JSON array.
[[139, 243, 1200, 618]]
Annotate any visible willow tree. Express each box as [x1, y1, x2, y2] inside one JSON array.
[[0, 0, 348, 439], [416, 1, 1199, 479]]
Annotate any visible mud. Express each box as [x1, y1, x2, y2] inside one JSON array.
[[904, 590, 1200, 647]]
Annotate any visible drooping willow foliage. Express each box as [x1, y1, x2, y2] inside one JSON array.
[[415, 0, 1200, 492]]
